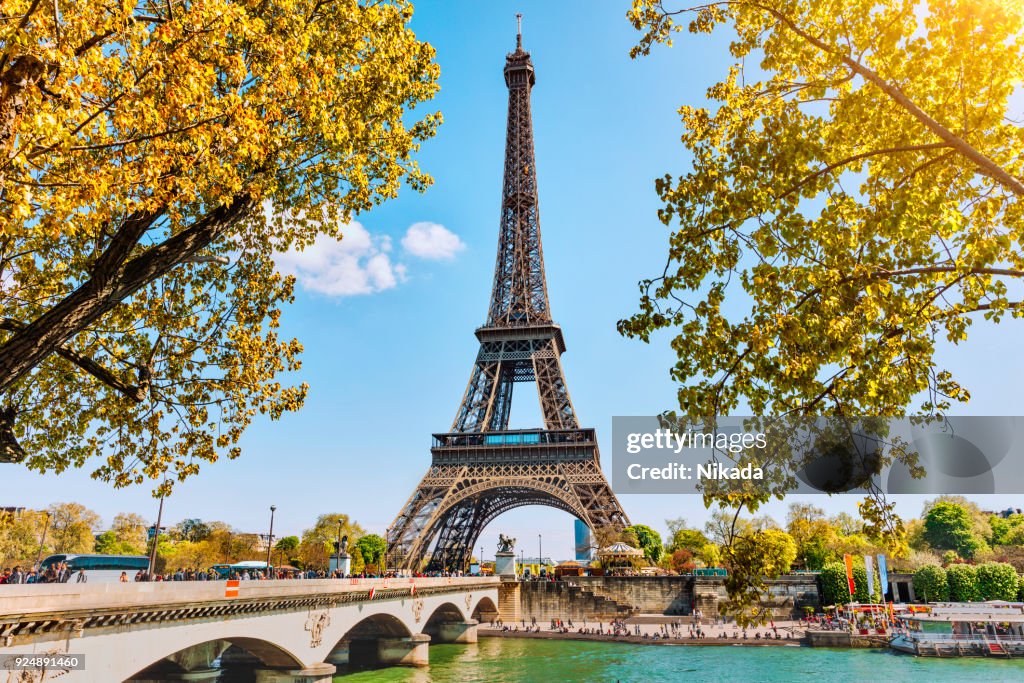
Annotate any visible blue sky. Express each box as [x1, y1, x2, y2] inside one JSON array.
[[5, 0, 1024, 561]]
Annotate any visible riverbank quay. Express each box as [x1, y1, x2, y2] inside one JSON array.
[[479, 627, 805, 648], [805, 630, 891, 649]]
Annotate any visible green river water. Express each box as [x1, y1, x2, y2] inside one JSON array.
[[334, 637, 1024, 682]]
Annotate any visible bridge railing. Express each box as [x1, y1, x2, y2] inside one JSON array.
[[0, 576, 500, 617]]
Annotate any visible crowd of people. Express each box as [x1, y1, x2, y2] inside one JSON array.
[[0, 563, 85, 584], [486, 614, 797, 642], [0, 564, 473, 584]]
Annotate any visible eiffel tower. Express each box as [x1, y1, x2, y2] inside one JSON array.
[[386, 17, 629, 572]]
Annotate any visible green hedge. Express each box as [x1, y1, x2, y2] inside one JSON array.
[[976, 562, 1018, 601], [913, 565, 949, 602], [820, 559, 880, 604], [820, 562, 850, 605], [946, 563, 980, 602]]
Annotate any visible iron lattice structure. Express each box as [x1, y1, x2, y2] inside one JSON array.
[[386, 24, 629, 573]]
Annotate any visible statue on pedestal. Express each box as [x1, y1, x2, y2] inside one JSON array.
[[497, 534, 516, 553]]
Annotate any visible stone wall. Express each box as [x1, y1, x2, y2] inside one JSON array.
[[515, 575, 821, 622], [516, 580, 645, 623]]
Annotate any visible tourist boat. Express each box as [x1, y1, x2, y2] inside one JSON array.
[[889, 601, 1024, 657]]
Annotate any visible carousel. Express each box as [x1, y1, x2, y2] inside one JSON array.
[[597, 542, 645, 575]]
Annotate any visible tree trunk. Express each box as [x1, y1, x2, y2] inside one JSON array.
[[0, 195, 253, 393]]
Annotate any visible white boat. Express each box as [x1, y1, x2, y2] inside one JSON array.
[[889, 601, 1024, 657]]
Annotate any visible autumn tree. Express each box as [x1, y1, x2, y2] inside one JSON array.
[[0, 1, 439, 491], [355, 533, 387, 571], [989, 513, 1024, 546], [667, 527, 708, 555], [924, 500, 987, 559], [299, 513, 364, 569], [176, 518, 212, 544], [786, 503, 839, 570], [670, 548, 696, 573], [593, 525, 640, 550], [623, 0, 1024, 415], [720, 527, 797, 625], [47, 502, 101, 554], [625, 524, 664, 563], [275, 535, 300, 554], [0, 508, 48, 565], [111, 512, 148, 552], [623, 0, 1023, 612], [696, 543, 717, 567], [665, 517, 688, 538]]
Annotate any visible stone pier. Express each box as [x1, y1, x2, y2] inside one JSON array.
[[376, 634, 431, 668], [498, 580, 522, 622], [130, 671, 221, 682], [436, 619, 479, 644], [254, 663, 336, 683]]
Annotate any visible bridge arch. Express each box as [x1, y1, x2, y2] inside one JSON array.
[[328, 611, 417, 671], [471, 595, 499, 623], [125, 636, 304, 682], [420, 601, 468, 640], [339, 612, 414, 641]]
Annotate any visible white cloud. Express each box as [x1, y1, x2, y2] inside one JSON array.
[[275, 222, 402, 297], [401, 222, 466, 261], [273, 214, 464, 298]]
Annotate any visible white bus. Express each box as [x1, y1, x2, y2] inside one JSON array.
[[38, 554, 149, 583]]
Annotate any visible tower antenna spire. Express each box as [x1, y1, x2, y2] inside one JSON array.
[[516, 13, 522, 49]]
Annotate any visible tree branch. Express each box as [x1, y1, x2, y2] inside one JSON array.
[[751, 1, 1024, 197], [0, 318, 146, 402], [792, 266, 1024, 312], [0, 195, 253, 393], [776, 143, 949, 202]]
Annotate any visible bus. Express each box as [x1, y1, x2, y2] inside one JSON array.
[[210, 561, 273, 578], [38, 554, 149, 583]]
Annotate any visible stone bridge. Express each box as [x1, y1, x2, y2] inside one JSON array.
[[0, 577, 500, 682]]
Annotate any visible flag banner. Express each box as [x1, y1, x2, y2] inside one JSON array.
[[864, 555, 875, 598], [878, 555, 889, 600], [843, 554, 855, 597]]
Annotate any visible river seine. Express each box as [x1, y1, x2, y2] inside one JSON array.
[[334, 637, 1024, 682]]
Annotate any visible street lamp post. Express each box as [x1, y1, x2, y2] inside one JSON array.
[[265, 505, 276, 579], [480, 545, 484, 573], [33, 511, 51, 572], [147, 489, 166, 579], [538, 534, 542, 575]]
